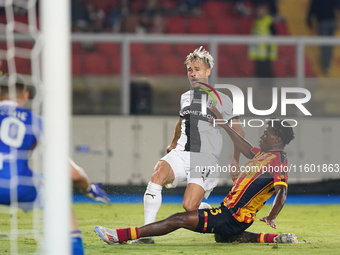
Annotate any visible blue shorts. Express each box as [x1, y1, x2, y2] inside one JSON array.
[[0, 172, 44, 211], [195, 204, 252, 239]]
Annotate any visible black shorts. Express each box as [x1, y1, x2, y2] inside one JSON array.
[[195, 205, 252, 239]]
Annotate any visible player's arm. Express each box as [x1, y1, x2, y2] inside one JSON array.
[[229, 118, 245, 181], [259, 185, 287, 229], [71, 159, 110, 204], [71, 159, 90, 190], [209, 106, 253, 159], [166, 117, 182, 153]]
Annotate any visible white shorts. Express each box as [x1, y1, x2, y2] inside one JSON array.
[[161, 149, 220, 199]]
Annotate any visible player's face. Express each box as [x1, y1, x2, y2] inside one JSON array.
[[187, 61, 211, 88], [259, 125, 279, 152]]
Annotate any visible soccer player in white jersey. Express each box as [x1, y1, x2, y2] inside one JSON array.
[[131, 47, 245, 244], [0, 74, 109, 254]]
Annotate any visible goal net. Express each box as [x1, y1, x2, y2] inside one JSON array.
[[0, 0, 71, 254]]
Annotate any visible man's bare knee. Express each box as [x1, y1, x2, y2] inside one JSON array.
[[182, 201, 200, 211], [167, 212, 191, 228], [150, 160, 174, 186]]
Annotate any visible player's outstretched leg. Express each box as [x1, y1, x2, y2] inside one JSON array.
[[130, 181, 162, 244], [72, 230, 85, 255], [71, 211, 85, 255], [94, 210, 199, 245], [273, 233, 298, 243], [131, 160, 175, 244], [215, 231, 298, 243]]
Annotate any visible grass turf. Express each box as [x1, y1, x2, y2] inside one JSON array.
[[0, 203, 339, 254]]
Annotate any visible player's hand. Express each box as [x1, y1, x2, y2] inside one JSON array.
[[208, 106, 229, 128], [166, 144, 176, 153], [259, 216, 277, 229], [81, 183, 110, 204], [208, 105, 223, 121]]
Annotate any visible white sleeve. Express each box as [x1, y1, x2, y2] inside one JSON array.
[[179, 94, 184, 118]]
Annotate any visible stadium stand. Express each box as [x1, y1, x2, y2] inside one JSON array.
[[84, 53, 110, 75], [133, 53, 159, 75], [160, 54, 185, 75], [187, 17, 212, 34], [0, 0, 317, 78], [214, 18, 237, 34], [149, 43, 173, 55], [166, 17, 187, 34], [97, 43, 120, 56], [72, 54, 84, 75]]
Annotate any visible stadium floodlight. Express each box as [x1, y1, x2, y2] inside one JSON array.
[[41, 0, 71, 254]]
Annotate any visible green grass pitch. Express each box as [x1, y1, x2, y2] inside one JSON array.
[[0, 203, 339, 254]]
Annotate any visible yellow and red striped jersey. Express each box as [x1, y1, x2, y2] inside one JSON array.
[[223, 147, 288, 223]]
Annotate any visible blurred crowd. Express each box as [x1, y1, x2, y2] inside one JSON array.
[[71, 0, 281, 34]]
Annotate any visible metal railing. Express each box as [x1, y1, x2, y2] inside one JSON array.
[[1, 34, 340, 115]]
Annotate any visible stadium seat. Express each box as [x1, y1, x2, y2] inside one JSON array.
[[279, 45, 295, 57], [0, 13, 6, 24], [287, 55, 296, 76], [91, 0, 116, 12], [110, 54, 121, 74], [160, 54, 185, 75], [134, 53, 159, 75], [0, 60, 8, 74], [188, 18, 211, 34], [15, 57, 31, 75], [274, 21, 289, 35], [130, 43, 148, 56], [149, 43, 173, 55], [0, 42, 7, 50], [202, 1, 227, 18], [287, 56, 315, 77], [19, 41, 34, 49], [174, 44, 200, 56], [166, 17, 186, 34], [109, 54, 122, 74], [131, 0, 143, 13], [236, 56, 254, 76], [14, 15, 28, 24], [218, 45, 230, 57], [239, 17, 254, 34], [72, 42, 84, 54], [97, 42, 120, 56], [84, 53, 110, 75], [273, 58, 288, 77], [218, 56, 238, 77], [72, 54, 84, 75], [224, 1, 238, 17], [214, 18, 237, 34], [225, 45, 248, 57], [164, 0, 177, 9]]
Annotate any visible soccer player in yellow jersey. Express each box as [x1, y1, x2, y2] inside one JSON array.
[[94, 108, 297, 244]]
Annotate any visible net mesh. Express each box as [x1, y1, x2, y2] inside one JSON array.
[[0, 0, 43, 254]]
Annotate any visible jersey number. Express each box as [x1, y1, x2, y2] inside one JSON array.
[[0, 117, 26, 148]]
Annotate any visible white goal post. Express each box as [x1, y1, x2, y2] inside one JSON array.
[[41, 0, 71, 254]]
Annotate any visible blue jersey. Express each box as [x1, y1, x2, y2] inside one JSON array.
[[0, 100, 43, 207]]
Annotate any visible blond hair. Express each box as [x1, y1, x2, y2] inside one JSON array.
[[184, 46, 214, 69]]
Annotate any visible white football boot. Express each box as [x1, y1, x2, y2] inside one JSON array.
[[94, 226, 120, 245], [274, 233, 298, 243]]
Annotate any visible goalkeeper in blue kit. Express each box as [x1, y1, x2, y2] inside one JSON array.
[[0, 74, 109, 254]]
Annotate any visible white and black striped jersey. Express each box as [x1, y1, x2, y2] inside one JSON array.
[[176, 89, 237, 157]]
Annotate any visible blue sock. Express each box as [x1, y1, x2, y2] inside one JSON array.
[[72, 231, 84, 255]]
